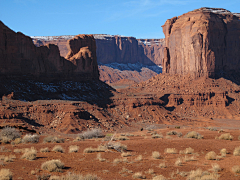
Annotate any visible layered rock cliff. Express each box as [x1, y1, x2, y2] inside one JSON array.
[[0, 21, 99, 80], [32, 35, 165, 66], [162, 7, 240, 78]]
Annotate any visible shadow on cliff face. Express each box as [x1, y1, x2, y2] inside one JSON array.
[[0, 77, 115, 108]]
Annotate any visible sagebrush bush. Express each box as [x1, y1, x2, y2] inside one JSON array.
[[184, 131, 203, 139], [164, 148, 177, 154], [158, 162, 166, 168], [0, 168, 13, 180], [180, 147, 194, 154], [41, 159, 64, 172], [152, 151, 161, 159], [40, 147, 50, 153], [220, 148, 227, 157], [0, 127, 21, 143], [106, 142, 127, 152], [152, 175, 167, 180], [132, 172, 145, 179], [22, 134, 40, 143], [217, 133, 233, 140], [166, 131, 178, 135], [152, 134, 163, 139], [43, 136, 65, 143], [232, 166, 240, 173], [205, 151, 217, 160], [78, 128, 104, 139], [233, 146, 240, 156], [52, 145, 64, 153], [211, 163, 221, 172], [21, 147, 37, 160], [69, 145, 79, 153]]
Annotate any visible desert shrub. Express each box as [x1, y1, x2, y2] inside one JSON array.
[[152, 175, 167, 180], [146, 169, 154, 174], [158, 162, 167, 168], [184, 131, 203, 139], [205, 151, 217, 160], [83, 146, 106, 153], [232, 166, 240, 173], [41, 159, 64, 172], [37, 174, 51, 180], [132, 172, 145, 179], [11, 138, 22, 145], [175, 158, 182, 166], [116, 136, 130, 141], [106, 142, 127, 152], [152, 151, 161, 159], [218, 129, 224, 133], [40, 147, 50, 153], [220, 148, 227, 157], [96, 153, 106, 162], [21, 147, 37, 160], [211, 163, 221, 172], [52, 145, 64, 153], [121, 152, 131, 157], [187, 169, 219, 180], [43, 136, 65, 143], [49, 175, 59, 180], [78, 128, 104, 139], [135, 155, 143, 161], [164, 148, 177, 154], [207, 127, 218, 131], [52, 172, 99, 180], [233, 146, 240, 156], [13, 149, 22, 153], [22, 134, 40, 143], [166, 131, 178, 135], [183, 155, 196, 162], [3, 155, 16, 162], [180, 147, 194, 154], [0, 169, 13, 180], [69, 145, 79, 153], [217, 133, 233, 140], [152, 134, 163, 139], [0, 127, 21, 143]]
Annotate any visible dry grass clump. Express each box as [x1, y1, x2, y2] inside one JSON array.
[[116, 136, 130, 141], [152, 134, 163, 139], [11, 138, 22, 145], [232, 165, 240, 173], [164, 148, 177, 154], [96, 153, 106, 162], [183, 155, 196, 162], [41, 159, 64, 172], [152, 175, 167, 180], [121, 152, 131, 157], [68, 145, 79, 153], [217, 133, 233, 140], [37, 174, 51, 180], [113, 158, 122, 164], [132, 172, 146, 179], [13, 148, 22, 153], [184, 131, 203, 139], [78, 128, 104, 139], [21, 147, 37, 160], [233, 146, 240, 156], [52, 145, 64, 153], [205, 151, 217, 160], [0, 168, 13, 180], [158, 162, 167, 168], [0, 127, 21, 143], [145, 169, 154, 174], [40, 147, 50, 153], [220, 148, 227, 157], [106, 142, 127, 152], [83, 146, 106, 153], [210, 163, 221, 172], [3, 155, 16, 162], [187, 169, 219, 180], [135, 155, 143, 161], [175, 158, 182, 166], [50, 172, 99, 180], [43, 136, 65, 143], [152, 151, 161, 159], [180, 147, 194, 154], [22, 134, 40, 143], [166, 131, 178, 135]]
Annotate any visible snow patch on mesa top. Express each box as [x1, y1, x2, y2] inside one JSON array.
[[99, 62, 162, 74]]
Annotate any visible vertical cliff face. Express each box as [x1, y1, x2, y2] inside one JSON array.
[[32, 35, 165, 66], [0, 21, 99, 80], [162, 8, 240, 78]]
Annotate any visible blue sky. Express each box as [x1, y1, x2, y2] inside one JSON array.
[[0, 0, 239, 39]]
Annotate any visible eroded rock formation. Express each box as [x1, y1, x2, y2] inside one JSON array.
[[162, 7, 240, 78], [0, 21, 99, 80]]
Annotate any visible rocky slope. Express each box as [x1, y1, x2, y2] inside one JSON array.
[[162, 7, 240, 79], [32, 35, 164, 83]]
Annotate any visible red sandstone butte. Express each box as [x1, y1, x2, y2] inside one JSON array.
[[0, 21, 99, 80], [162, 8, 240, 78]]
